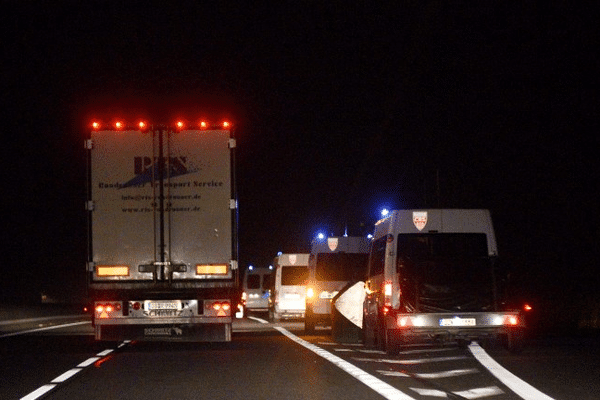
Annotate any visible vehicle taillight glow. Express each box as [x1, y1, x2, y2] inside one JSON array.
[[222, 121, 230, 128], [306, 287, 314, 299], [199, 121, 208, 129], [176, 121, 185, 130], [506, 315, 519, 326], [524, 304, 532, 311], [138, 121, 148, 130], [114, 121, 124, 130], [92, 121, 101, 130]]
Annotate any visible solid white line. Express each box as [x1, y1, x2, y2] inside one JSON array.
[[469, 342, 555, 400], [19, 384, 56, 400], [0, 320, 90, 338], [0, 314, 85, 326], [275, 326, 416, 400], [51, 368, 81, 383], [247, 316, 269, 324]]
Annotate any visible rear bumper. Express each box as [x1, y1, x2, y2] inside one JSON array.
[[385, 311, 525, 340], [94, 316, 232, 341]]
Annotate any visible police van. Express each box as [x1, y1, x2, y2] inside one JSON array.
[[305, 236, 370, 334], [269, 254, 309, 322], [241, 266, 272, 316], [363, 209, 525, 354]]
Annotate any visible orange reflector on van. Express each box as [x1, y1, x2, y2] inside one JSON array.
[[97, 265, 130, 276], [196, 264, 228, 275]]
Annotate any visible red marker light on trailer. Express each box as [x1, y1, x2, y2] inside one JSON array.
[[176, 121, 185, 130], [115, 121, 124, 130], [222, 121, 230, 129], [138, 121, 147, 130], [92, 121, 101, 130]]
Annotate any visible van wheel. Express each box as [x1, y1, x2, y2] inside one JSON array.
[[385, 329, 401, 355], [305, 316, 316, 334], [362, 312, 375, 347]]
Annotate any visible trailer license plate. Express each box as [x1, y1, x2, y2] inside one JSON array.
[[440, 317, 476, 327], [147, 301, 180, 310]]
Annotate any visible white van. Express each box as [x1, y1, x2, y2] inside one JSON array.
[[363, 209, 525, 354], [305, 236, 370, 334], [269, 254, 309, 322], [241, 266, 272, 315]]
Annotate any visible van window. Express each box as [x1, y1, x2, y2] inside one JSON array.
[[315, 253, 369, 281], [368, 236, 387, 276], [281, 266, 307, 285], [247, 274, 261, 289], [396, 233, 488, 259], [262, 274, 272, 290]]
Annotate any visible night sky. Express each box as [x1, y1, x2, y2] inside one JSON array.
[[2, 2, 598, 324]]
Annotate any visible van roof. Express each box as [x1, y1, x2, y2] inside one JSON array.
[[274, 253, 310, 267], [310, 236, 370, 254]]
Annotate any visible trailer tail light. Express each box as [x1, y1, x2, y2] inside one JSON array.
[[92, 121, 101, 130], [97, 265, 130, 276], [205, 301, 231, 317], [384, 281, 392, 306], [524, 304, 532, 311], [199, 121, 208, 129], [114, 121, 124, 130], [95, 302, 123, 319], [222, 121, 231, 129], [196, 264, 228, 275]]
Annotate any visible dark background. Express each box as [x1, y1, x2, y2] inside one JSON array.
[[1, 2, 598, 333]]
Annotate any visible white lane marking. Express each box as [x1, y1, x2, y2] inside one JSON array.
[[410, 385, 504, 399], [275, 326, 416, 400], [20, 384, 56, 400], [77, 357, 101, 367], [378, 368, 480, 379], [0, 314, 85, 326], [0, 320, 90, 338], [353, 356, 468, 365], [51, 368, 81, 383], [248, 316, 269, 324], [19, 341, 129, 400], [469, 342, 555, 400]]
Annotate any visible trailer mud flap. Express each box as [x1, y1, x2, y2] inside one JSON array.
[[98, 323, 232, 342]]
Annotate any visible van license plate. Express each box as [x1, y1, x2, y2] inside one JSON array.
[[440, 318, 476, 327]]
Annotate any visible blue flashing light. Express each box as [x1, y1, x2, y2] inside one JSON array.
[[248, 265, 254, 271], [381, 208, 389, 217], [317, 232, 325, 240], [269, 265, 273, 270]]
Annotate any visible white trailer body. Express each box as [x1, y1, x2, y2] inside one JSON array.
[[364, 210, 525, 353], [86, 125, 238, 341]]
